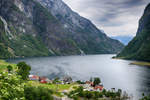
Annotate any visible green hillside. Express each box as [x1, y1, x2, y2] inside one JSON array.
[[117, 3, 150, 62]]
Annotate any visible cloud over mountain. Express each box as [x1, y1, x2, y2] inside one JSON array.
[[63, 0, 149, 36]]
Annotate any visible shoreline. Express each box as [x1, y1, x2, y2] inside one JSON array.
[[130, 61, 150, 66], [112, 56, 150, 67]]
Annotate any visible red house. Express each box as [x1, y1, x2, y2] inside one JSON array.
[[39, 77, 48, 83], [29, 75, 39, 81], [39, 77, 52, 84], [94, 85, 104, 91]]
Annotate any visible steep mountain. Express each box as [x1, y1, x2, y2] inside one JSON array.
[[37, 0, 124, 54], [0, 0, 124, 58], [117, 3, 150, 61]]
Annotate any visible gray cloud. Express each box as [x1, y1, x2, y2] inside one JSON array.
[[63, 0, 149, 36]]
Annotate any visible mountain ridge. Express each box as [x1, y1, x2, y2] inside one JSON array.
[[0, 0, 124, 58], [36, 0, 124, 54]]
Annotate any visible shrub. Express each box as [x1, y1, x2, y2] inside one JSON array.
[[76, 80, 85, 84], [7, 65, 13, 72], [0, 71, 25, 100], [24, 86, 53, 100]]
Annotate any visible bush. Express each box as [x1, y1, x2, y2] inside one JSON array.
[[24, 86, 53, 100], [0, 71, 25, 100], [7, 65, 13, 72], [84, 91, 94, 99], [76, 80, 85, 84]]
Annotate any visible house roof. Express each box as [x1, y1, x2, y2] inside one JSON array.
[[94, 85, 104, 90], [29, 75, 39, 79], [40, 80, 47, 83], [86, 81, 93, 85], [39, 77, 48, 80]]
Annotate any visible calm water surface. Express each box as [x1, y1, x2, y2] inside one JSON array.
[[8, 54, 150, 99]]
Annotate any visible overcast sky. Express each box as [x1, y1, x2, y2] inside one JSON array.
[[63, 0, 149, 36]]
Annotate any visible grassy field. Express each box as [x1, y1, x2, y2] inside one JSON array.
[[0, 60, 16, 71], [130, 61, 150, 66], [27, 81, 79, 97], [27, 81, 74, 91]]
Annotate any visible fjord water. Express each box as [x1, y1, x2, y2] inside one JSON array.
[[8, 55, 150, 99]]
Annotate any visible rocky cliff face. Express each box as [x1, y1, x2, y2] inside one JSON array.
[[37, 0, 102, 33], [117, 3, 150, 61], [37, 0, 124, 54], [0, 0, 124, 58]]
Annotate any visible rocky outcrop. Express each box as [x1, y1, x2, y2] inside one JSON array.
[[117, 3, 150, 61]]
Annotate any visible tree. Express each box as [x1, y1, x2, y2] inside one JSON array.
[[90, 77, 93, 82], [102, 89, 106, 95], [93, 77, 101, 86], [17, 62, 31, 80], [7, 65, 13, 72], [117, 89, 122, 97]]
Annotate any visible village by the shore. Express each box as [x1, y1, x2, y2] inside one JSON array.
[[29, 74, 104, 92], [28, 74, 130, 100]]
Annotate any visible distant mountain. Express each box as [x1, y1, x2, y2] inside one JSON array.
[[0, 0, 124, 58], [111, 36, 133, 45], [117, 3, 150, 61]]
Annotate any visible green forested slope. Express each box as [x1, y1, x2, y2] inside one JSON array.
[[117, 3, 150, 61]]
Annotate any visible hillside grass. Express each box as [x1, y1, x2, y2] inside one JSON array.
[[0, 60, 16, 71], [27, 81, 79, 97], [27, 81, 74, 91]]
